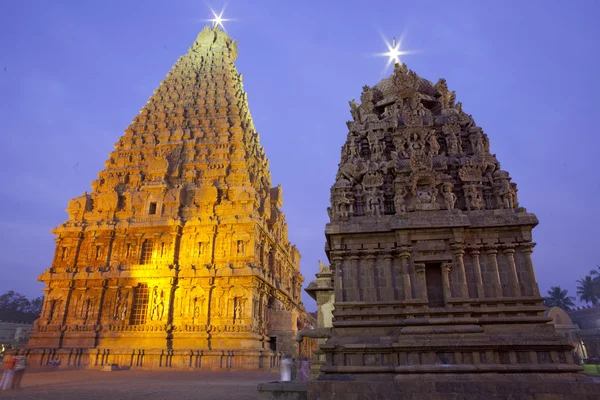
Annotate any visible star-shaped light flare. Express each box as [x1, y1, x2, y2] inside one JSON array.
[[208, 9, 231, 30], [378, 36, 413, 72]]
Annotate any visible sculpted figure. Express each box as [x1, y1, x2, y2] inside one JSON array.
[[410, 133, 423, 154], [349, 139, 359, 159], [417, 189, 432, 204], [394, 187, 408, 214], [445, 134, 459, 156], [151, 287, 159, 321], [429, 132, 440, 156], [349, 100, 360, 121], [120, 292, 128, 321], [335, 192, 352, 218], [464, 185, 483, 211], [441, 183, 457, 210], [470, 131, 485, 156], [496, 179, 515, 209], [156, 290, 165, 321], [393, 136, 408, 158], [511, 182, 519, 207]]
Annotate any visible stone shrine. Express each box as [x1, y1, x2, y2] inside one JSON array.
[[308, 63, 600, 398], [23, 25, 307, 370]]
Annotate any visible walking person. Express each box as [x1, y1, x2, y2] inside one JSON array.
[[299, 357, 310, 381], [0, 356, 16, 391], [12, 356, 28, 389]]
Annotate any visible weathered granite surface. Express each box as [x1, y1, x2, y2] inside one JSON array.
[[308, 62, 600, 397]]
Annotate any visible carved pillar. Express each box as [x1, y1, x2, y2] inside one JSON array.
[[53, 237, 63, 264], [105, 231, 116, 267], [73, 231, 85, 269], [95, 280, 108, 329], [399, 248, 412, 300], [332, 256, 344, 302], [60, 281, 75, 334], [441, 262, 452, 305], [342, 256, 362, 301], [520, 243, 540, 297], [485, 247, 503, 297], [503, 246, 521, 297], [469, 247, 485, 298], [451, 245, 469, 298], [364, 254, 377, 301], [414, 263, 427, 301], [382, 253, 394, 301]]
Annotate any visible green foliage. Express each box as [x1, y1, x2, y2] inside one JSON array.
[[543, 286, 576, 311], [0, 291, 43, 323], [576, 265, 600, 306]]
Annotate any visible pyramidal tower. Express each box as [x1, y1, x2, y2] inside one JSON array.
[[26, 26, 306, 370], [308, 63, 600, 398]]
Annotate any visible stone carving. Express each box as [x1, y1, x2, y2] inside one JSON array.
[[394, 187, 408, 214], [441, 182, 457, 210], [319, 62, 584, 396], [30, 25, 310, 370]]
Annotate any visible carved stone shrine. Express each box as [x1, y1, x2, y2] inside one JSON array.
[[23, 26, 307, 370], [308, 63, 600, 398]]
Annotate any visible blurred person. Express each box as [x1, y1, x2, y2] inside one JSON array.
[[12, 356, 27, 389], [0, 356, 16, 391], [299, 357, 310, 381]]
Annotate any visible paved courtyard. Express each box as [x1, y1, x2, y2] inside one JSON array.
[[0, 369, 278, 400]]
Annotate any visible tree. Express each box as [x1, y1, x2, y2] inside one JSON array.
[[577, 276, 600, 306], [0, 291, 44, 323], [543, 286, 576, 311]]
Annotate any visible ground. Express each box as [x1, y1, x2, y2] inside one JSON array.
[[0, 369, 278, 400]]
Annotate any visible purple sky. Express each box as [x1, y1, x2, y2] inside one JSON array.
[[1, 0, 599, 311]]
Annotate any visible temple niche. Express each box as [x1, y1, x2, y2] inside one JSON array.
[[310, 63, 600, 398], [24, 25, 308, 370]]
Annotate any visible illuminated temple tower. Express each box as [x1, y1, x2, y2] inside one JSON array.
[[308, 64, 600, 398], [25, 26, 307, 370]]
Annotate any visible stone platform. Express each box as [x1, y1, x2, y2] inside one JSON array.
[[257, 382, 308, 400], [13, 347, 282, 371], [307, 373, 600, 400]]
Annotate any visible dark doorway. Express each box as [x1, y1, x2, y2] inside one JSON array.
[[425, 263, 444, 307], [269, 336, 277, 352]]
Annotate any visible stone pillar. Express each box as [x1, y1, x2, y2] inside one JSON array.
[[349, 255, 360, 302], [382, 253, 394, 301], [332, 256, 344, 302], [414, 263, 427, 301], [399, 248, 412, 301], [441, 262, 452, 305], [364, 254, 377, 301], [485, 247, 503, 297], [520, 243, 540, 297], [451, 245, 469, 298], [469, 247, 485, 298], [503, 246, 521, 297]]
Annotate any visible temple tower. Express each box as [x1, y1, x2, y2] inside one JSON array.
[[310, 63, 599, 398], [26, 26, 305, 370]]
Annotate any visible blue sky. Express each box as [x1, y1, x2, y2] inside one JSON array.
[[0, 0, 599, 311]]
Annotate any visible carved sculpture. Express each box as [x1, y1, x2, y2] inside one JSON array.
[[28, 25, 310, 371], [315, 62, 588, 398]]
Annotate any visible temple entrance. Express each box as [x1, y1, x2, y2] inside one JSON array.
[[269, 336, 277, 352], [425, 263, 444, 307]]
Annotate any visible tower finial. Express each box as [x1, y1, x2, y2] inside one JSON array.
[[209, 9, 230, 30]]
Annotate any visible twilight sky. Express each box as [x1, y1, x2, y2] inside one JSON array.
[[0, 0, 599, 311]]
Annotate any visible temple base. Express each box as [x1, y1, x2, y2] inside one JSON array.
[[12, 347, 282, 371], [306, 373, 600, 399]]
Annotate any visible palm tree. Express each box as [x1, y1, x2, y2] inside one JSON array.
[[577, 272, 600, 306], [543, 286, 576, 311]]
